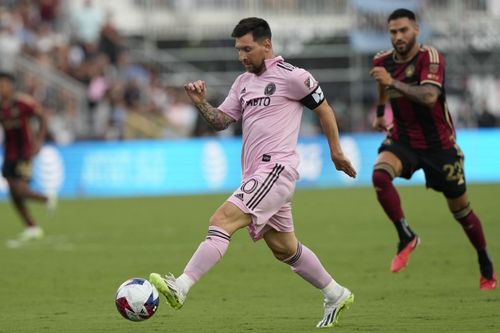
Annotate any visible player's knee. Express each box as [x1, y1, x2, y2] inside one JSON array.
[[452, 202, 472, 221], [208, 210, 249, 236], [8, 183, 24, 198], [209, 211, 226, 228], [372, 168, 393, 190], [269, 241, 298, 262], [273, 247, 295, 262]]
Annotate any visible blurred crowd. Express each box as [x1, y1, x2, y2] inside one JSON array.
[[0, 0, 497, 145], [0, 0, 213, 144]]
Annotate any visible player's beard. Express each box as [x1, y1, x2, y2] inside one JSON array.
[[245, 60, 266, 75], [393, 35, 417, 57]]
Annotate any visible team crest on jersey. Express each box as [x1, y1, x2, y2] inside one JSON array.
[[405, 65, 415, 77], [304, 76, 315, 89], [264, 83, 276, 96], [429, 63, 439, 74]]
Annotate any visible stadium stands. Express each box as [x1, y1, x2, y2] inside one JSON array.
[[0, 0, 498, 143]]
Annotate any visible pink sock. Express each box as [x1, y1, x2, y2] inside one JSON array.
[[183, 226, 230, 283], [283, 243, 333, 289]]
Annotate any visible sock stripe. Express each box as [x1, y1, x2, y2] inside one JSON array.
[[248, 164, 284, 210], [453, 203, 472, 220], [283, 242, 303, 266], [374, 162, 396, 179], [207, 229, 231, 241]]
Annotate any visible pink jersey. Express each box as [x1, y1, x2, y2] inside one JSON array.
[[218, 56, 324, 178]]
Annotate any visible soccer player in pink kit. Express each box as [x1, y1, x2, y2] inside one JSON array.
[[150, 17, 357, 328]]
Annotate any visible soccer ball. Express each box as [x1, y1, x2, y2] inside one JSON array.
[[115, 278, 159, 321]]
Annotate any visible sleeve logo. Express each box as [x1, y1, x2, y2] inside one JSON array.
[[312, 86, 324, 104], [304, 76, 315, 89]]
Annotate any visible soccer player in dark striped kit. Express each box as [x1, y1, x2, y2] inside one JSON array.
[[0, 71, 54, 247], [370, 8, 496, 290]]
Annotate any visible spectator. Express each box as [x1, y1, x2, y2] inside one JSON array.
[[98, 12, 123, 65], [477, 102, 497, 128], [70, 0, 104, 45]]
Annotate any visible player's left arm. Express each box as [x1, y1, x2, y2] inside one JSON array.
[[292, 71, 356, 177], [370, 66, 441, 108], [390, 80, 440, 108], [312, 101, 357, 178]]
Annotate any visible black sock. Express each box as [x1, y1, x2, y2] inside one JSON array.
[[394, 218, 416, 252], [478, 249, 494, 279]]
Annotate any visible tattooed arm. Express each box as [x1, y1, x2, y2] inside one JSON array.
[[194, 100, 235, 131], [370, 66, 441, 108], [184, 80, 235, 131], [389, 80, 441, 108]]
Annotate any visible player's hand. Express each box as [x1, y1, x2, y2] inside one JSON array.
[[370, 67, 393, 87], [372, 116, 389, 132], [331, 151, 357, 178], [184, 80, 207, 105]]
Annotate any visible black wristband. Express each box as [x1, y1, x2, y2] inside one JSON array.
[[376, 105, 385, 117]]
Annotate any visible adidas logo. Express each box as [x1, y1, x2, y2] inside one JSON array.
[[234, 193, 244, 201], [241, 87, 246, 94]]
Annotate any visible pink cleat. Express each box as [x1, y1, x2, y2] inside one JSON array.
[[480, 273, 497, 290], [391, 236, 420, 273]]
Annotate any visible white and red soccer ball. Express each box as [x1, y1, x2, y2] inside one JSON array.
[[115, 278, 159, 321]]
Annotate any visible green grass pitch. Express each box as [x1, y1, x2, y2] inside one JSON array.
[[1, 184, 499, 333]]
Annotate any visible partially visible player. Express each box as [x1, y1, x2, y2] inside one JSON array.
[[0, 71, 53, 246], [370, 9, 496, 290], [150, 17, 357, 328]]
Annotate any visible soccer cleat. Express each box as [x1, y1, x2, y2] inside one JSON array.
[[149, 273, 186, 309], [480, 273, 497, 290], [6, 226, 44, 248], [391, 236, 420, 273], [316, 288, 354, 328]]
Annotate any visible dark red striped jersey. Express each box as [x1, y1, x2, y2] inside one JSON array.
[[373, 45, 456, 150], [0, 97, 37, 161]]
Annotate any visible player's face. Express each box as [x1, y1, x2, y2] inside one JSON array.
[[235, 33, 270, 75], [388, 18, 419, 56], [0, 78, 14, 99]]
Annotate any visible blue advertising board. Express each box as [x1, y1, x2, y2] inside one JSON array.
[[0, 129, 499, 199]]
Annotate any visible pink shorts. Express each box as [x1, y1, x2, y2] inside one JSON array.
[[227, 163, 298, 241]]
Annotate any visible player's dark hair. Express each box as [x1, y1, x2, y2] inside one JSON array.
[[387, 8, 417, 22], [0, 71, 15, 82], [231, 17, 271, 42]]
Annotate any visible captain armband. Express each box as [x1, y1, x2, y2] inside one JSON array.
[[300, 85, 325, 110], [376, 105, 385, 117]]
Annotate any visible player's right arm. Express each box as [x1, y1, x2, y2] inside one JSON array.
[[184, 80, 235, 131]]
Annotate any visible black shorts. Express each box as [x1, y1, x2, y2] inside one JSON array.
[[1, 159, 33, 181], [378, 139, 466, 199]]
